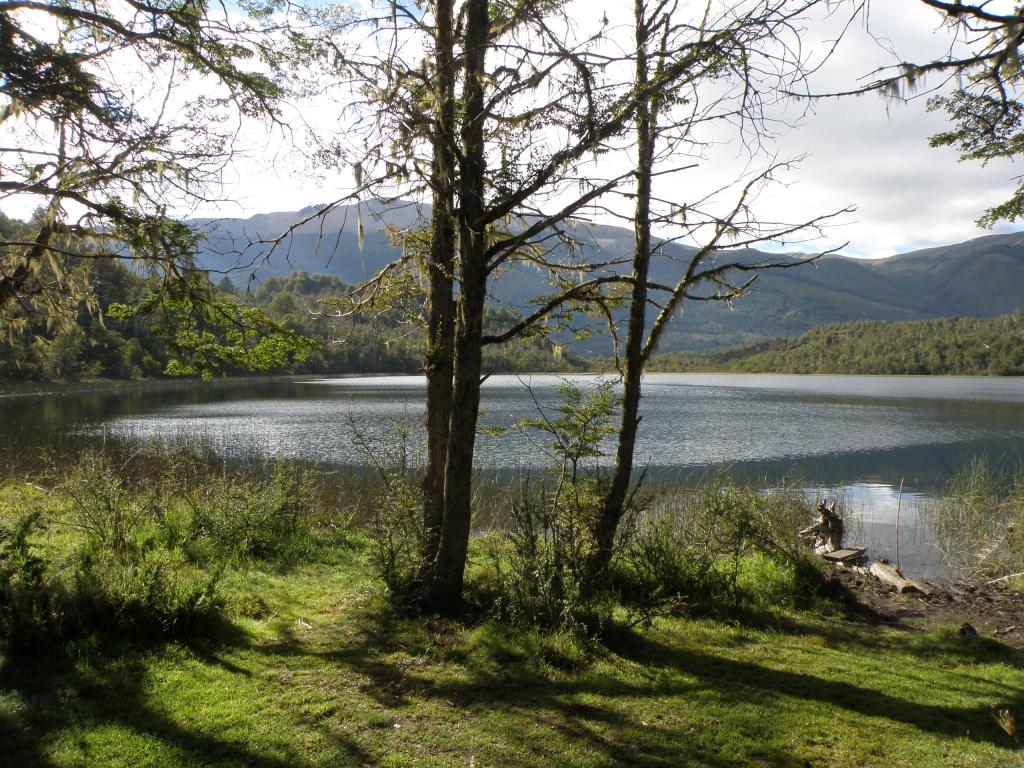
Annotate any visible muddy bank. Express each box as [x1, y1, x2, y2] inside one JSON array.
[[831, 565, 1024, 646]]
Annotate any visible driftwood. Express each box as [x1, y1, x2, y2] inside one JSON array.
[[984, 571, 1024, 587], [869, 561, 932, 595], [822, 547, 867, 564], [800, 500, 936, 595], [799, 499, 844, 554]]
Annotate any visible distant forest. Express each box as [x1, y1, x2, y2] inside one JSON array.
[[645, 315, 1024, 376], [0, 241, 583, 382], [4, 224, 1022, 383]]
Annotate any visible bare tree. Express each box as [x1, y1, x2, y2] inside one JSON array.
[[568, 0, 852, 582], [312, 0, 853, 606]]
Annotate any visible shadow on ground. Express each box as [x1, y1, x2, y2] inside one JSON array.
[[2, 591, 1021, 767]]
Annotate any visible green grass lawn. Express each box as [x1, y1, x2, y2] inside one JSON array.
[[2, 539, 1022, 768]]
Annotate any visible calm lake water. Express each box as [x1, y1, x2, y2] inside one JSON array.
[[3, 373, 1023, 579]]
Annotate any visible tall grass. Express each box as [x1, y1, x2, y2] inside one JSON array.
[[612, 474, 827, 620], [926, 457, 1024, 580], [0, 446, 351, 650], [468, 471, 831, 634]]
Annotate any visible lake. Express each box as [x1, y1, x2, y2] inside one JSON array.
[[3, 373, 1023, 579]]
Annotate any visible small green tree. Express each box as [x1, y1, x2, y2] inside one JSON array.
[[495, 379, 623, 629]]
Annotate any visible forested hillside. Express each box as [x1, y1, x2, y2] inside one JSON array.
[[646, 315, 1024, 375], [0, 245, 581, 382], [193, 204, 1024, 352]]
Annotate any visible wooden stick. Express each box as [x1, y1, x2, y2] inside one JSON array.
[[895, 477, 904, 573], [984, 571, 1024, 586]]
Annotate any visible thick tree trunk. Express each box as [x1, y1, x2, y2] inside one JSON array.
[[426, 0, 489, 606], [593, 2, 655, 578], [421, 0, 456, 580]]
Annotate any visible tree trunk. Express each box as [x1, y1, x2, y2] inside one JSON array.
[[593, 1, 655, 578], [420, 0, 457, 580], [426, 0, 489, 606]]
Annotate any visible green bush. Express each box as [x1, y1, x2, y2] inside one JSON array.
[[0, 451, 333, 651], [0, 511, 69, 649], [481, 477, 613, 633], [184, 462, 320, 564], [614, 475, 827, 620], [73, 547, 222, 639], [61, 453, 163, 554], [368, 469, 426, 603], [478, 379, 622, 633]]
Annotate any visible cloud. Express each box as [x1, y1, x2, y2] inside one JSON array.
[[130, 1, 1024, 259], [749, 0, 1024, 257]]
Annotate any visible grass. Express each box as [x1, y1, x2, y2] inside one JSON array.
[[2, 458, 1024, 768], [2, 527, 1023, 766]]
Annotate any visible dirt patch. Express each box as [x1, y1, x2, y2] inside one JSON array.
[[830, 565, 1024, 646]]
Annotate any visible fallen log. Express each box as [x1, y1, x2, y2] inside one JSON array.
[[870, 561, 931, 595]]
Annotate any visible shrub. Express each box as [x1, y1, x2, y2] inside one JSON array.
[[482, 477, 614, 633], [184, 461, 321, 564], [73, 547, 223, 638], [479, 379, 623, 633], [368, 468, 426, 603], [0, 511, 69, 649], [614, 475, 826, 620], [0, 450, 332, 650], [61, 452, 162, 554]]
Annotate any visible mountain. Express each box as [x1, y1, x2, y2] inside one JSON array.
[[191, 203, 1024, 353]]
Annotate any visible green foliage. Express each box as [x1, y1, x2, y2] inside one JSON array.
[[479, 384, 829, 633], [61, 454, 161, 555], [929, 91, 1024, 227], [0, 0, 336, 339], [480, 478, 609, 632], [367, 470, 426, 603], [517, 378, 619, 479], [0, 511, 66, 649], [358, 419, 429, 603], [73, 546, 223, 641], [645, 314, 1024, 376], [0, 450, 336, 650], [481, 380, 622, 632], [184, 462, 321, 564], [109, 276, 319, 379], [614, 475, 826, 620], [0, 262, 587, 382], [476, 386, 830, 633]]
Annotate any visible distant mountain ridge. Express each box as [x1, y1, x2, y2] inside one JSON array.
[[191, 203, 1024, 353]]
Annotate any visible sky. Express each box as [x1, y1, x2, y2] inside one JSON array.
[[204, 0, 1024, 260], [8, 0, 1018, 260], [750, 0, 1024, 258]]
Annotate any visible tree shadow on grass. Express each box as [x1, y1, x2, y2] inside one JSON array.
[[308, 614, 807, 767], [3, 588, 1021, 768], [260, 599, 1024, 765], [603, 627, 1024, 749], [0, 632, 376, 768]]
